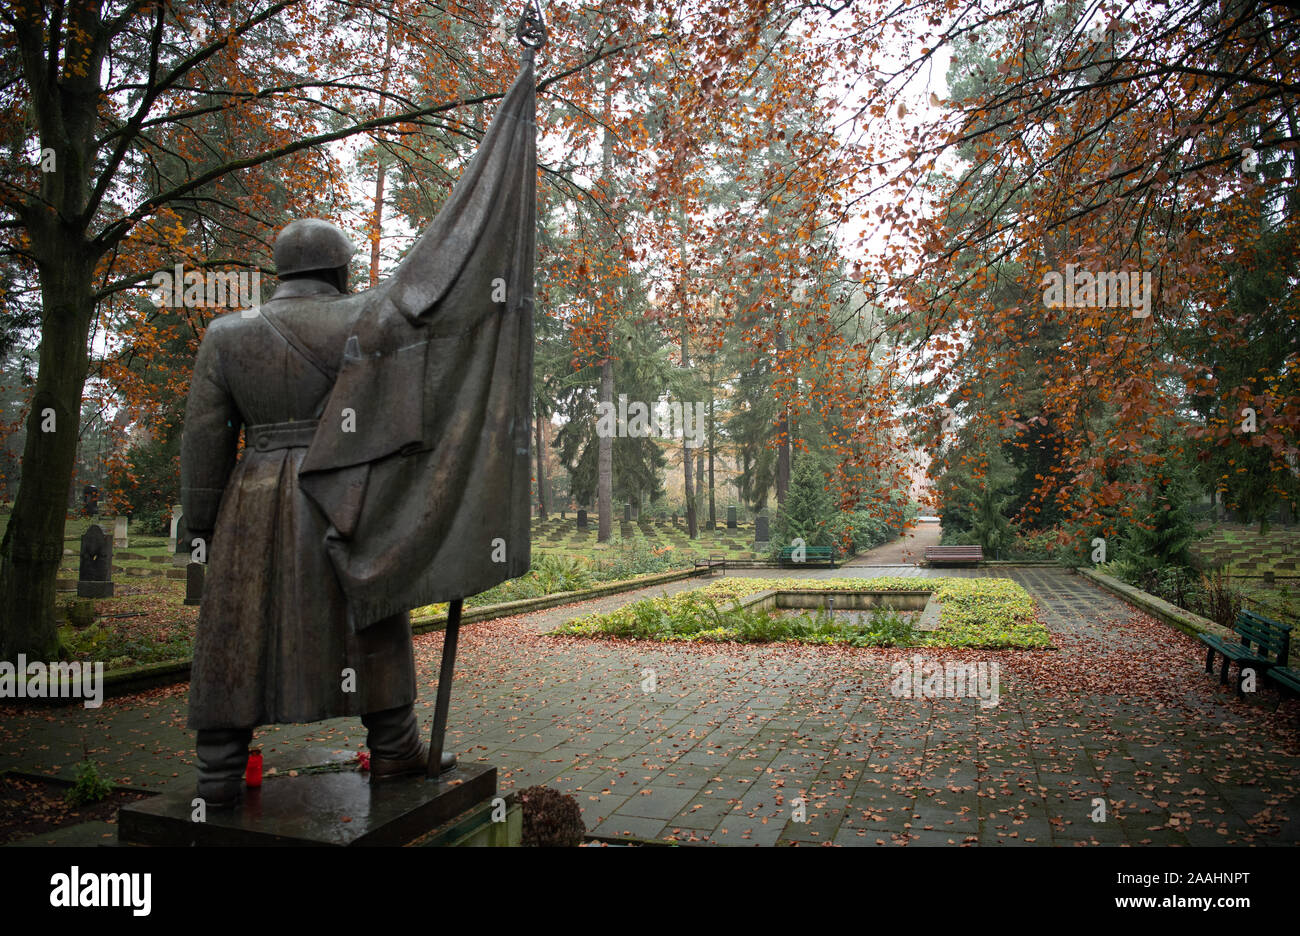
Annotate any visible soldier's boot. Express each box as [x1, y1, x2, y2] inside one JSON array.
[[364, 704, 455, 780], [196, 727, 253, 808]]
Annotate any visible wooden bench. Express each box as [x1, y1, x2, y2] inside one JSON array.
[[1199, 608, 1292, 699], [924, 545, 983, 566], [777, 545, 837, 568], [693, 556, 727, 577]]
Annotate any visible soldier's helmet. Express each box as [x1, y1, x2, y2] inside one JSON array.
[[273, 219, 355, 278]]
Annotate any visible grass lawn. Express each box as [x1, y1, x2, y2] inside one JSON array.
[[1190, 522, 1300, 627], [551, 576, 1050, 649], [34, 512, 719, 667], [530, 514, 767, 561], [1191, 522, 1299, 576], [13, 508, 902, 667]]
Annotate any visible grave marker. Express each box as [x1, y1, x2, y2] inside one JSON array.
[[173, 515, 191, 567], [77, 525, 114, 598], [169, 504, 183, 551], [185, 562, 205, 606]]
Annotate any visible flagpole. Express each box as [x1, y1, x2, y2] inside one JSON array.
[[426, 598, 462, 779]]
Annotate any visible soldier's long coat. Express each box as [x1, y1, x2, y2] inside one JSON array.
[[181, 62, 535, 731]]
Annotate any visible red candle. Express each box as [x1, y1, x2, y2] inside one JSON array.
[[246, 748, 263, 787]]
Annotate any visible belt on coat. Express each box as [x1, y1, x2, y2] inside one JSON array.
[[247, 420, 320, 452]]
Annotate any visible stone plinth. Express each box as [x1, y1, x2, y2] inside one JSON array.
[[118, 763, 497, 847]]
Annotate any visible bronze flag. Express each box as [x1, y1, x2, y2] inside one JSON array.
[[299, 62, 537, 630]]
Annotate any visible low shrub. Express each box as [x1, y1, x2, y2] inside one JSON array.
[[518, 786, 585, 847], [1106, 561, 1245, 629], [66, 760, 114, 807], [589, 538, 688, 580]]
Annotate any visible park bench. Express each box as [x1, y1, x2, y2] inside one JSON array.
[[693, 556, 727, 577], [923, 545, 983, 566], [1199, 608, 1292, 699], [777, 545, 837, 568]]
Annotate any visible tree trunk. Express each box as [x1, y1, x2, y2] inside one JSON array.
[[0, 261, 96, 659], [684, 443, 697, 538], [774, 307, 790, 505], [775, 408, 790, 506], [597, 356, 613, 543], [535, 415, 548, 520], [698, 451, 707, 527], [368, 161, 387, 287], [367, 24, 394, 287], [681, 302, 697, 539], [595, 64, 616, 544], [707, 385, 716, 530]]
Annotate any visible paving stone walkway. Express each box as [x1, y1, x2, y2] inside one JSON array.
[[842, 521, 942, 565], [3, 560, 1298, 846]]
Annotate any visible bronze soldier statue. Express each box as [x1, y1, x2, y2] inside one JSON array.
[[183, 220, 452, 806], [181, 39, 539, 807]]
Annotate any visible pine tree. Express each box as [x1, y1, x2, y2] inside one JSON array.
[[1124, 471, 1197, 573], [968, 480, 1015, 558], [773, 457, 835, 550]]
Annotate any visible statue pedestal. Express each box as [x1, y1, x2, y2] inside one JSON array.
[[117, 764, 497, 847]]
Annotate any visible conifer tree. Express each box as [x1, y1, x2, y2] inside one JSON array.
[[773, 457, 835, 550]]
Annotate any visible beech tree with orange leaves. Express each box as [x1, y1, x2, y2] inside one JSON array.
[[882, 0, 1300, 555]]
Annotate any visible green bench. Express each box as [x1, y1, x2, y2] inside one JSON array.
[[777, 545, 837, 568], [1267, 666, 1300, 706], [1199, 608, 1292, 699]]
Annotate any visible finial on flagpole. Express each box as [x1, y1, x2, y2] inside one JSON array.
[[516, 0, 547, 52]]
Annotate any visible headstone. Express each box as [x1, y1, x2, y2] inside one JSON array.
[[755, 514, 769, 544], [82, 485, 99, 517], [727, 505, 737, 529], [623, 503, 631, 522], [77, 525, 114, 598], [169, 505, 183, 552], [173, 515, 191, 567], [113, 515, 128, 548], [560, 509, 565, 520], [185, 562, 205, 606], [577, 509, 588, 530]]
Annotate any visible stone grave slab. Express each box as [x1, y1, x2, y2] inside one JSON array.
[[169, 505, 183, 552], [184, 562, 205, 606]]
